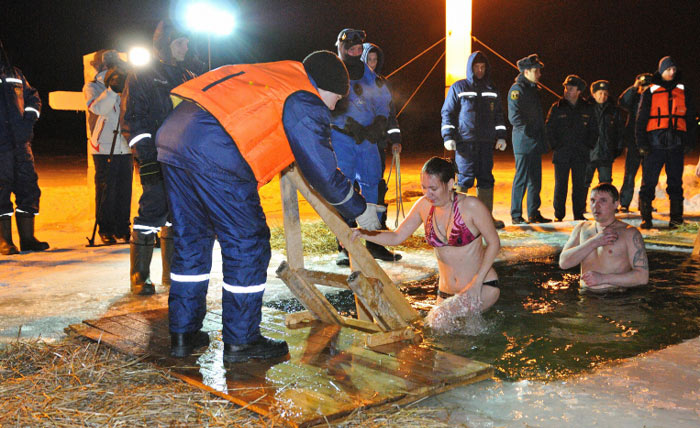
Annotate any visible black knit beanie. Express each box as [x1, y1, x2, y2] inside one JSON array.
[[658, 56, 676, 74], [303, 50, 350, 96]]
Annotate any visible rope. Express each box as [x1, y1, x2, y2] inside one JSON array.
[[471, 35, 561, 99], [397, 51, 445, 118], [386, 37, 446, 79], [385, 151, 405, 227]]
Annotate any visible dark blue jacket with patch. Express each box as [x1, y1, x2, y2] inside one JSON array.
[[508, 73, 546, 155]]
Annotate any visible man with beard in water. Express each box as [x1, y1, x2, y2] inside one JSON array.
[[559, 183, 648, 293]]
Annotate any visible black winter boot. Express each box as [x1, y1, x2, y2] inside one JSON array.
[[170, 330, 210, 358], [0, 216, 19, 255], [130, 230, 155, 295], [160, 226, 173, 287], [669, 198, 684, 229], [223, 335, 289, 363], [640, 198, 653, 230], [15, 213, 49, 252]]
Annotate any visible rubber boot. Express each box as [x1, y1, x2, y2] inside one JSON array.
[[15, 212, 49, 252], [0, 216, 19, 255], [669, 198, 684, 229], [160, 226, 173, 287], [640, 197, 653, 230], [130, 230, 155, 295], [477, 187, 505, 229]]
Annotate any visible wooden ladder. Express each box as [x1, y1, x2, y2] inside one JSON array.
[[276, 165, 422, 347]]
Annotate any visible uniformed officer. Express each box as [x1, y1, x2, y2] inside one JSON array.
[[636, 56, 697, 229], [618, 73, 652, 212], [585, 80, 625, 191], [546, 75, 598, 221], [507, 54, 551, 224]]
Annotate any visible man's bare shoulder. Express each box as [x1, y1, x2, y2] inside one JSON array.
[[616, 220, 642, 241]]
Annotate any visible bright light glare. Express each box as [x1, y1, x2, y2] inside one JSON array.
[[129, 47, 151, 67], [185, 2, 235, 36]]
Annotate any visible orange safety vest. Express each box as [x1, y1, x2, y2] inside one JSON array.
[[171, 61, 319, 187], [646, 84, 687, 132]]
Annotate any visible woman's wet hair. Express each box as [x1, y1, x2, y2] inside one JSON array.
[[422, 157, 456, 184], [591, 182, 619, 202]]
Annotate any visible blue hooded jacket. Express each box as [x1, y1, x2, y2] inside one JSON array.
[[441, 51, 507, 144]]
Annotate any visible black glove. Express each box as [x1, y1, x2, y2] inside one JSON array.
[[12, 114, 35, 144], [684, 144, 694, 155], [638, 145, 651, 158], [104, 66, 127, 93], [133, 139, 157, 164], [139, 161, 163, 185], [365, 115, 388, 145], [344, 117, 367, 145]]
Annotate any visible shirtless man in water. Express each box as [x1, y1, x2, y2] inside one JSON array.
[[559, 183, 649, 293]]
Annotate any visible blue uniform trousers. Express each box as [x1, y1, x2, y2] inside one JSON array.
[[639, 146, 684, 202], [455, 140, 495, 191], [620, 148, 641, 208], [584, 162, 613, 188], [162, 164, 270, 345], [553, 160, 587, 219], [0, 142, 41, 215], [331, 132, 381, 208], [510, 153, 542, 219]]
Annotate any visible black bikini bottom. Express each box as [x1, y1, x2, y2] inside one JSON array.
[[437, 279, 499, 299]]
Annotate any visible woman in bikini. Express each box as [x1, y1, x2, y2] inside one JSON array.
[[353, 156, 501, 312]]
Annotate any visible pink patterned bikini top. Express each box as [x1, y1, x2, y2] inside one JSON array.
[[425, 196, 480, 247]]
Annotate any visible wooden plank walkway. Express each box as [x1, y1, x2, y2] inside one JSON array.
[[70, 307, 492, 427]]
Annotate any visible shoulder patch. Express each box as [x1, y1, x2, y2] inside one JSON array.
[[510, 90, 520, 100]]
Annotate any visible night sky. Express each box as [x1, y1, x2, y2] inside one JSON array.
[[3, 0, 699, 155]]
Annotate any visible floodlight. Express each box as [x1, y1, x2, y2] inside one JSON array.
[[185, 2, 235, 36], [128, 47, 151, 67]]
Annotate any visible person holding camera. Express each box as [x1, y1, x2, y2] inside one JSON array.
[[0, 39, 48, 255], [83, 49, 132, 245]]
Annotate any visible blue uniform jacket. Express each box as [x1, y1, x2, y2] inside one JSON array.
[[156, 90, 366, 221], [441, 51, 506, 144], [0, 67, 41, 152], [331, 63, 392, 141], [120, 61, 195, 163]]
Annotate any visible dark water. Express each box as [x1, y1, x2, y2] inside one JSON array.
[[266, 250, 700, 381]]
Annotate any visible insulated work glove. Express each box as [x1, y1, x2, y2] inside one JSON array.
[[495, 139, 507, 151], [355, 203, 383, 231], [444, 140, 456, 151], [365, 115, 388, 145], [344, 117, 366, 145]]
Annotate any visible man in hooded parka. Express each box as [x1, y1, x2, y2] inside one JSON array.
[[121, 20, 196, 295], [441, 51, 508, 228]]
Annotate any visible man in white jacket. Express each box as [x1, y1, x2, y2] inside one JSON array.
[[83, 50, 132, 244]]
